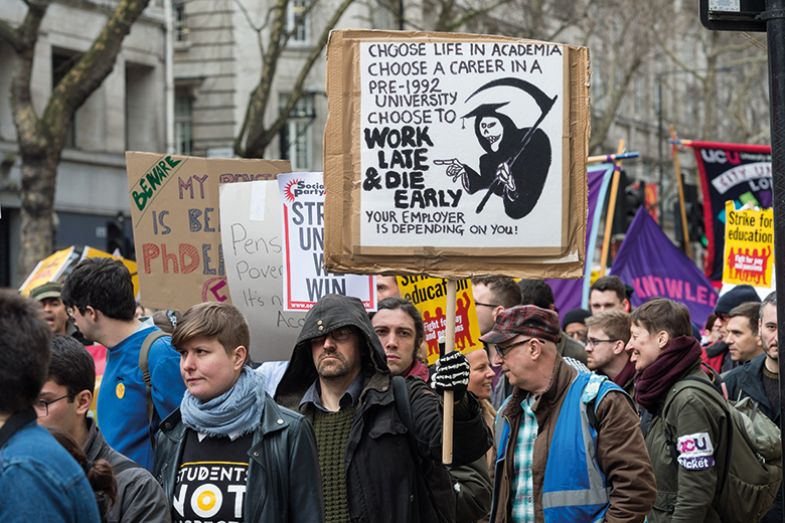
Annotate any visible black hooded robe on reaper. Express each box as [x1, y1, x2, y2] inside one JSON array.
[[460, 103, 552, 220]]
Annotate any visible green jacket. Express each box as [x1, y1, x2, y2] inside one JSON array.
[[643, 367, 728, 523]]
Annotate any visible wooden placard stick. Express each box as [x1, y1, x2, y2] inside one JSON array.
[[442, 278, 457, 465], [598, 139, 626, 276], [670, 127, 692, 259]]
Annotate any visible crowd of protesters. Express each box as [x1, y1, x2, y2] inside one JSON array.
[[0, 258, 781, 523]]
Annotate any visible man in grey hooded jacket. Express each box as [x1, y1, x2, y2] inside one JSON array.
[[275, 294, 492, 523]]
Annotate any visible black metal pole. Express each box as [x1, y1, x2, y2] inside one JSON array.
[[762, 1, 785, 521]]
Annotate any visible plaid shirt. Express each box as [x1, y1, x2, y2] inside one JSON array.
[[511, 395, 538, 523]]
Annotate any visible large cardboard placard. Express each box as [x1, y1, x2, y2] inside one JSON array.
[[277, 172, 376, 311], [396, 275, 482, 365], [323, 30, 589, 278], [125, 152, 290, 311], [722, 202, 774, 287], [219, 180, 304, 362]]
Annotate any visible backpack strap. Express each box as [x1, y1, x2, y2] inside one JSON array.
[[391, 375, 419, 460], [139, 330, 168, 435], [661, 377, 733, 502], [580, 372, 632, 432]]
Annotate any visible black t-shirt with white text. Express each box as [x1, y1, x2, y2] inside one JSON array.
[[172, 430, 253, 523]]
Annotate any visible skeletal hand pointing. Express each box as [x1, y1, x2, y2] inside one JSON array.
[[434, 158, 466, 183]]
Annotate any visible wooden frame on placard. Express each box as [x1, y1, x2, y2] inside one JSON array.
[[323, 29, 589, 279]]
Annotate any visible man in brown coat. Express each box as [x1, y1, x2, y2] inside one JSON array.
[[486, 305, 656, 522]]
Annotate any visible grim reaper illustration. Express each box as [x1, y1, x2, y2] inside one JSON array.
[[435, 78, 556, 220]]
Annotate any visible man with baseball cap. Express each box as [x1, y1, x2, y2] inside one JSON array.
[[485, 305, 655, 522], [29, 281, 70, 336]]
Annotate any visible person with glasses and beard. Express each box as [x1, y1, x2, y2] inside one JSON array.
[[584, 310, 636, 395], [276, 294, 491, 523]]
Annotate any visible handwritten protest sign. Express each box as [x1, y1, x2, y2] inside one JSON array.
[[125, 152, 289, 311], [722, 202, 774, 287], [396, 275, 482, 365], [323, 30, 589, 278], [219, 180, 305, 362], [278, 172, 376, 311]]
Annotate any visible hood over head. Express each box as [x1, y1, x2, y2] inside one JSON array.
[[274, 294, 389, 407]]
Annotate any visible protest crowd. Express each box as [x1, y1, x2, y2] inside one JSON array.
[[1, 257, 782, 523], [0, 16, 781, 523]]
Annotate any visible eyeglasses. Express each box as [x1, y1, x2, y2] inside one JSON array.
[[475, 301, 500, 308], [33, 395, 69, 417], [586, 338, 619, 347], [311, 326, 356, 347], [495, 338, 537, 359]]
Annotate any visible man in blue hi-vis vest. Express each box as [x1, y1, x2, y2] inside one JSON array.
[[485, 305, 656, 523]]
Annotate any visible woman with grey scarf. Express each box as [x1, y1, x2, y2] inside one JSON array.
[[153, 302, 324, 522]]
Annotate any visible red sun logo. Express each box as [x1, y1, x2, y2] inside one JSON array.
[[283, 179, 301, 202]]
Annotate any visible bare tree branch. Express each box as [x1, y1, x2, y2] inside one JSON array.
[[235, 0, 355, 157], [42, 0, 150, 145], [233, 0, 264, 32], [0, 19, 22, 51], [440, 0, 512, 33], [10, 0, 48, 154], [7, 0, 152, 278]]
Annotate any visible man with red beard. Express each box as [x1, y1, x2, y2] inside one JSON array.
[[723, 291, 781, 523]]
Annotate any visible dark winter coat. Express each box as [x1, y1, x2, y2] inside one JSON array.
[[722, 354, 783, 523], [83, 419, 168, 523], [723, 354, 779, 423], [642, 365, 727, 523], [154, 394, 323, 522], [275, 294, 492, 523]]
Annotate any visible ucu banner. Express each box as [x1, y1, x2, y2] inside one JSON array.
[[676, 431, 716, 471], [690, 141, 771, 282]]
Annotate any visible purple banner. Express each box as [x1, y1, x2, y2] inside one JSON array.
[[611, 208, 717, 328], [548, 164, 613, 314]]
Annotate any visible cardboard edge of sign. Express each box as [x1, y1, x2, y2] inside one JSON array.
[[322, 29, 589, 279], [124, 151, 291, 311]]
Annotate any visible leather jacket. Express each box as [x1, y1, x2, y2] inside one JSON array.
[[154, 394, 323, 522]]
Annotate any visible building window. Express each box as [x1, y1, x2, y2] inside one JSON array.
[[174, 0, 189, 42], [175, 91, 193, 155], [286, 0, 309, 43], [52, 50, 79, 148], [279, 94, 315, 170]]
